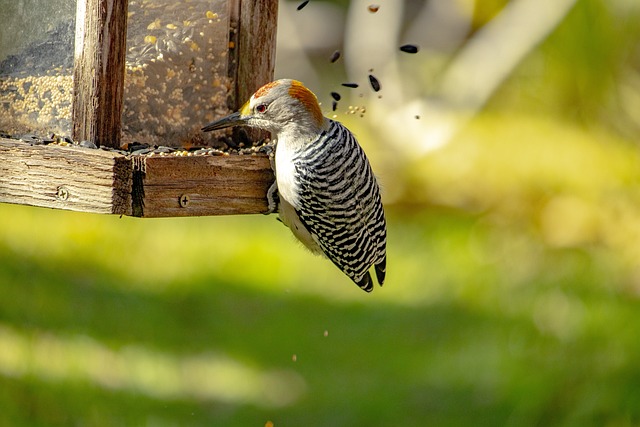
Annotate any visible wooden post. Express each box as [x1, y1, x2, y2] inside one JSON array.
[[229, 0, 278, 142], [72, 0, 129, 149]]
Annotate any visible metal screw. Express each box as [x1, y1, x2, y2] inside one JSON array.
[[179, 194, 190, 207], [56, 186, 69, 201]]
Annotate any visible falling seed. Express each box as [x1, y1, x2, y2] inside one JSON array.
[[415, 115, 420, 119], [329, 50, 341, 63], [400, 44, 419, 54], [330, 91, 341, 101], [323, 330, 329, 337], [368, 4, 380, 13], [368, 74, 381, 92], [332, 100, 338, 111], [292, 354, 297, 362], [342, 83, 359, 88], [297, 0, 309, 11]]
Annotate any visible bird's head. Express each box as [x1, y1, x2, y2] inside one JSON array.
[[202, 79, 326, 138]]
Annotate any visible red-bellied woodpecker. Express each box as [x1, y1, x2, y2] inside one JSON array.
[[202, 79, 386, 292]]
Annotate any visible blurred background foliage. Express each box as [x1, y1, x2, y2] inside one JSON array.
[[2, 0, 640, 425]]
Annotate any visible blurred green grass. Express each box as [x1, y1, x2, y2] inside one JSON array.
[[3, 0, 640, 424], [2, 111, 640, 426]]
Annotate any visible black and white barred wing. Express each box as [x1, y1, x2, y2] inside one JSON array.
[[293, 121, 387, 292]]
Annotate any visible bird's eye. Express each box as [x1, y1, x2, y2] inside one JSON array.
[[256, 104, 268, 114]]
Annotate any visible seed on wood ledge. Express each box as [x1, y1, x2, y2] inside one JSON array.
[[368, 4, 380, 13], [342, 83, 359, 88], [329, 50, 341, 63], [332, 100, 338, 111], [330, 91, 341, 101], [368, 74, 381, 92], [297, 1, 309, 11], [400, 44, 419, 54]]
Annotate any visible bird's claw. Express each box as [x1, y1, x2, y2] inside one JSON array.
[[264, 181, 279, 215]]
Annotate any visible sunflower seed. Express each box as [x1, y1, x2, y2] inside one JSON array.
[[368, 74, 381, 92], [400, 44, 419, 54]]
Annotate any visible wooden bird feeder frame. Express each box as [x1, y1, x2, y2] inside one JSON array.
[[0, 0, 277, 217]]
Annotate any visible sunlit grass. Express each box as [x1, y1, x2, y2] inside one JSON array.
[[0, 324, 305, 407]]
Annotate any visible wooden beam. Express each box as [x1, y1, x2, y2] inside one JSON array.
[[0, 139, 274, 217], [234, 0, 279, 109], [228, 0, 278, 143], [132, 154, 273, 217], [72, 0, 129, 149], [0, 138, 131, 215]]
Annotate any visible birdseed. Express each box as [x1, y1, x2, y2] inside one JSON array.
[[330, 91, 341, 101], [341, 83, 359, 88], [368, 74, 381, 92], [400, 44, 419, 54], [297, 1, 310, 11], [329, 50, 341, 63], [0, 131, 273, 158], [0, 0, 232, 148]]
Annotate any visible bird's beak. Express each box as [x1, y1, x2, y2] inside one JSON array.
[[201, 111, 250, 132]]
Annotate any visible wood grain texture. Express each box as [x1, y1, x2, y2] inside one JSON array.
[[0, 138, 274, 217], [72, 0, 129, 149], [234, 0, 278, 108], [228, 0, 278, 143], [0, 138, 131, 214], [132, 154, 273, 217]]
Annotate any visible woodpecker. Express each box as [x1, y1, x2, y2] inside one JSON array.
[[202, 79, 386, 292]]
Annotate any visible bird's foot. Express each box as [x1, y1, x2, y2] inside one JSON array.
[[264, 181, 279, 215]]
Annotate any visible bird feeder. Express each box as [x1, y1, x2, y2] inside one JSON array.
[[0, 0, 277, 217]]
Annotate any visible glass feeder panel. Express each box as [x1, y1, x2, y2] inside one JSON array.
[[123, 0, 230, 146], [0, 0, 76, 137]]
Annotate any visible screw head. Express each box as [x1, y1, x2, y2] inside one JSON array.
[[56, 186, 69, 201], [179, 194, 190, 207]]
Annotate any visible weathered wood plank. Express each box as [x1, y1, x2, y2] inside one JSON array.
[[0, 138, 132, 214], [234, 0, 278, 108], [131, 154, 273, 217], [0, 139, 274, 217], [72, 0, 129, 148], [228, 0, 278, 143]]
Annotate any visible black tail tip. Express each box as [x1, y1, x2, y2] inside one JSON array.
[[356, 273, 374, 293], [375, 257, 386, 286]]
